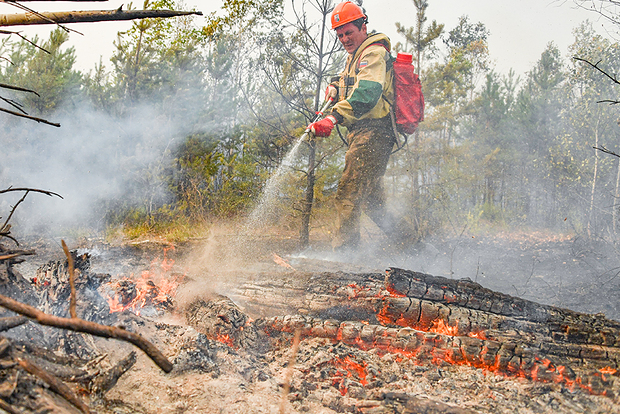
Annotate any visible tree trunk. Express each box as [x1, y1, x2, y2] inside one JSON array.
[[300, 140, 316, 248], [614, 157, 620, 235], [299, 1, 330, 248], [587, 118, 600, 238]]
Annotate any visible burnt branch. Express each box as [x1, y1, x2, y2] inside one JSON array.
[[1, 187, 63, 234], [0, 106, 60, 126], [574, 56, 620, 104], [61, 240, 77, 319], [0, 316, 28, 332], [0, 82, 40, 96], [89, 351, 136, 397], [0, 187, 63, 198], [1, 190, 29, 236], [572, 58, 619, 85], [594, 145, 620, 158], [17, 357, 91, 414], [0, 293, 173, 372]]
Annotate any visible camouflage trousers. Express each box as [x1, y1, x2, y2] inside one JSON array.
[[332, 117, 396, 250]]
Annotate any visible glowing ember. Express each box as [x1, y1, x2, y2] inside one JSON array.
[[215, 333, 235, 348], [429, 319, 459, 336]]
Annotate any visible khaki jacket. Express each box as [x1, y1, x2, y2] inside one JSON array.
[[331, 32, 394, 128]]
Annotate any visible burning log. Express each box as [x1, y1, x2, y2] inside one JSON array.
[[0, 337, 95, 413], [0, 8, 203, 27], [230, 267, 620, 399]]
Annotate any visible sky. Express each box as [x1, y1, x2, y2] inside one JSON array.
[[0, 0, 611, 77]]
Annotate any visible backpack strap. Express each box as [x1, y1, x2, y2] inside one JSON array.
[[356, 43, 407, 153], [355, 42, 390, 74]]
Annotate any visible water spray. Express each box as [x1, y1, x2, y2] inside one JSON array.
[[245, 98, 335, 230]]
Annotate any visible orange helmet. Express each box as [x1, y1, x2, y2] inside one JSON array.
[[331, 1, 367, 30]]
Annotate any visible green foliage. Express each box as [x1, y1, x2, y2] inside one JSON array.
[[1, 29, 82, 115]]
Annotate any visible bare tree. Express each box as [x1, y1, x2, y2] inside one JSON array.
[[258, 0, 344, 247]]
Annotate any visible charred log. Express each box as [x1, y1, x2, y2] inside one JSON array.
[[17, 357, 91, 414], [229, 267, 620, 399], [89, 351, 136, 397], [185, 295, 261, 351]]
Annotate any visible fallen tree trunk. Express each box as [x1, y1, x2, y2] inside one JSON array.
[[0, 8, 202, 27]]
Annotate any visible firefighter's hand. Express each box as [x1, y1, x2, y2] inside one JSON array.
[[309, 115, 337, 137], [324, 85, 338, 101]]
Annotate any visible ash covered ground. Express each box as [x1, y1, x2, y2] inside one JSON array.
[[10, 229, 620, 413]]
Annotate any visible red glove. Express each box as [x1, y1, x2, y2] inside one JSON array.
[[324, 85, 338, 101], [309, 115, 337, 137]]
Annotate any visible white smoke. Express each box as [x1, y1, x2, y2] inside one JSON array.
[[1, 100, 203, 238]]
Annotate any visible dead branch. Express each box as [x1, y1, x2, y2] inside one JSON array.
[[61, 240, 77, 319], [0, 187, 63, 198], [0, 106, 60, 126], [0, 316, 28, 332], [0, 82, 40, 96], [0, 30, 50, 53], [16, 352, 90, 381], [0, 96, 27, 114], [0, 8, 202, 27], [574, 57, 620, 104], [6, 0, 108, 2], [594, 145, 620, 158], [17, 357, 91, 414], [574, 57, 620, 85], [0, 188, 61, 246], [3, 0, 83, 34], [0, 293, 173, 372], [16, 340, 90, 367], [280, 328, 301, 414], [1, 190, 28, 236], [0, 250, 35, 261]]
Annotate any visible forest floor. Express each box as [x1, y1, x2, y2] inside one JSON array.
[[10, 227, 620, 413]]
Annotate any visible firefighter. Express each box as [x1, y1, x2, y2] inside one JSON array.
[[309, 1, 403, 251]]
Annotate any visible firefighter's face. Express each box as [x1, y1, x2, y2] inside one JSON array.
[[336, 22, 367, 54]]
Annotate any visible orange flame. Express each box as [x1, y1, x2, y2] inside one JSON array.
[[429, 319, 459, 336], [104, 247, 185, 315], [330, 356, 369, 395]]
